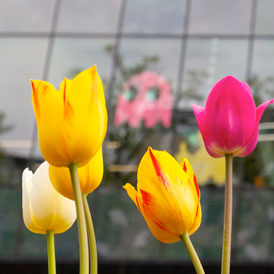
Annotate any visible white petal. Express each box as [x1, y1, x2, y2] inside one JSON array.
[[22, 168, 45, 234], [29, 161, 76, 233]]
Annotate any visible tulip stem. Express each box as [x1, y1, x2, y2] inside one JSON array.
[[221, 154, 233, 274], [181, 233, 205, 274], [46, 230, 56, 274], [69, 163, 89, 274], [82, 193, 98, 274]]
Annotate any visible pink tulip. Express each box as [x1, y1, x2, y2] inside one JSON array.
[[192, 76, 274, 158]]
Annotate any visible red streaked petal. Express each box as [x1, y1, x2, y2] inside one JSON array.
[[140, 189, 152, 206], [183, 162, 187, 172], [148, 147, 168, 188], [193, 174, 200, 199]]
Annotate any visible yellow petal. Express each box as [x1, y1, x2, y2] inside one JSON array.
[[123, 183, 180, 243], [49, 148, 104, 200], [31, 79, 70, 166], [182, 157, 200, 201], [62, 66, 107, 166], [124, 148, 202, 243], [189, 204, 202, 236], [31, 66, 108, 167]]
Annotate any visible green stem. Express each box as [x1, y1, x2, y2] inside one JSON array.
[[69, 163, 89, 274], [46, 230, 56, 274], [82, 194, 98, 274], [221, 154, 233, 274], [181, 233, 205, 274]]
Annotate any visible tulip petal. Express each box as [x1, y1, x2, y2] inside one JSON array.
[[31, 66, 108, 167], [49, 165, 74, 200], [138, 148, 188, 193], [61, 67, 108, 167], [123, 183, 180, 243], [29, 162, 76, 233], [22, 168, 45, 234], [124, 149, 201, 243], [182, 158, 200, 200], [237, 99, 274, 157], [189, 204, 202, 236], [256, 99, 274, 122], [203, 76, 257, 156], [67, 65, 106, 111], [49, 148, 104, 200], [192, 104, 205, 138], [31, 80, 71, 166], [81, 148, 104, 195]]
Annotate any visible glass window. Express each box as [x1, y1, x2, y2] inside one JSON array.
[[56, 0, 122, 33], [179, 39, 249, 109], [255, 0, 274, 34], [0, 38, 48, 157], [251, 40, 274, 102], [103, 39, 181, 186], [123, 0, 186, 34], [118, 38, 181, 89], [48, 38, 114, 88], [252, 40, 274, 79], [188, 0, 252, 35], [0, 0, 55, 32]]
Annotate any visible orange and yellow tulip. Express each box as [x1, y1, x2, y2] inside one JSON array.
[[123, 148, 201, 243], [31, 66, 107, 167], [49, 148, 103, 200]]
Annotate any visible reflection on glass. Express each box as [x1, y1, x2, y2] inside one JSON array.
[[188, 0, 251, 34], [179, 39, 248, 109], [0, 0, 55, 32], [57, 0, 121, 33], [105, 39, 180, 187], [123, 0, 186, 34], [255, 0, 274, 34], [0, 38, 48, 157], [118, 38, 181, 89]]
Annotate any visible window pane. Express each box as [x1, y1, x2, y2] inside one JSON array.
[[255, 0, 274, 34], [188, 0, 252, 35], [118, 39, 181, 89], [123, 0, 186, 34], [57, 0, 121, 33], [48, 38, 114, 88], [179, 39, 248, 109], [251, 40, 274, 102], [0, 0, 55, 32], [0, 38, 48, 157]]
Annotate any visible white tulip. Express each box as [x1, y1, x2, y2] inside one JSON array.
[[22, 161, 76, 234]]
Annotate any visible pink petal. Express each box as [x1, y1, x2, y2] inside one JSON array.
[[237, 99, 274, 157], [256, 99, 274, 122], [204, 76, 257, 155], [192, 104, 205, 137]]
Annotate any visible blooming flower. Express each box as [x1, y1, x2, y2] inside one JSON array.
[[22, 162, 76, 234], [123, 148, 201, 243], [31, 66, 108, 167], [192, 75, 274, 158], [49, 148, 103, 200]]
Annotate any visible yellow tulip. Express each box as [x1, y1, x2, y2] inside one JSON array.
[[22, 161, 77, 234], [31, 65, 108, 167], [49, 148, 103, 200], [123, 148, 201, 243]]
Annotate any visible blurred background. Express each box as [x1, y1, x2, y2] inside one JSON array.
[[1, 0, 274, 273]]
